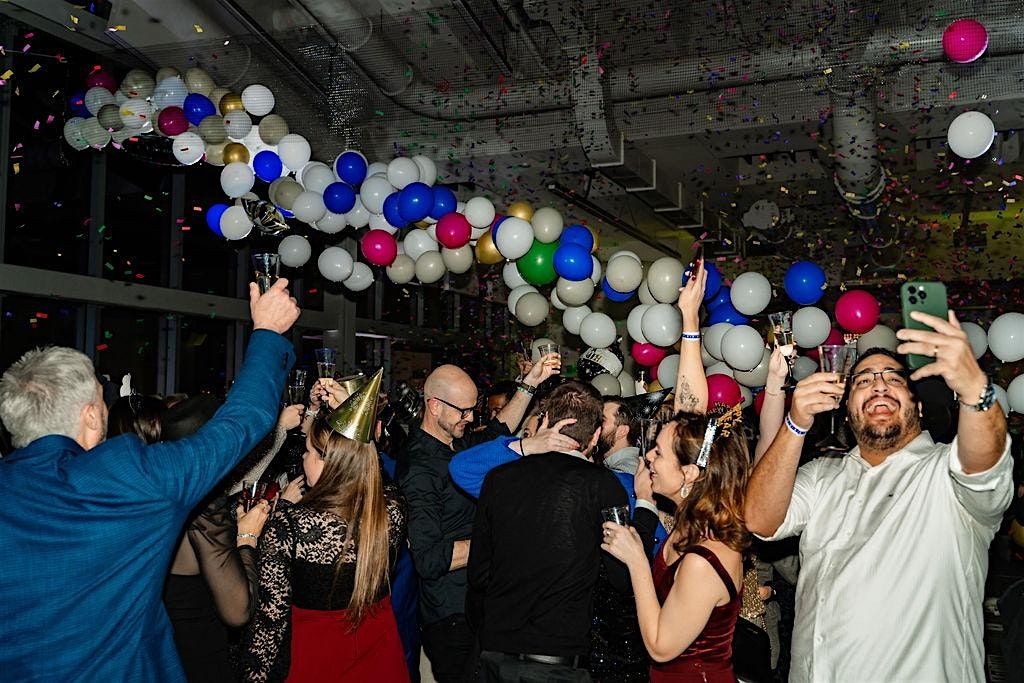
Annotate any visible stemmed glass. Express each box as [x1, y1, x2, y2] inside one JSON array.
[[315, 348, 337, 380], [816, 344, 859, 452], [252, 252, 280, 294], [287, 369, 308, 406], [768, 311, 797, 389]]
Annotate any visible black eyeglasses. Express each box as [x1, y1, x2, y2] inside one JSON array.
[[429, 396, 475, 419], [849, 369, 908, 389]]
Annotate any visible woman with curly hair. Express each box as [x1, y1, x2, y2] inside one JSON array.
[[602, 410, 750, 682]]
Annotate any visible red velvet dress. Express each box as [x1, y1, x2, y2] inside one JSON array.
[[650, 545, 741, 682]]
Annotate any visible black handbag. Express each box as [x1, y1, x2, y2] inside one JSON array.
[[732, 616, 773, 683]]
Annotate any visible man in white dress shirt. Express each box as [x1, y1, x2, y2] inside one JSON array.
[[746, 310, 1012, 683]]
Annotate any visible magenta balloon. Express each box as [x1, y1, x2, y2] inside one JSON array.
[[361, 229, 398, 266], [707, 373, 742, 408], [86, 70, 118, 94], [435, 212, 472, 249], [806, 327, 844, 361], [942, 19, 988, 64], [631, 342, 669, 368], [835, 290, 880, 334], [157, 106, 189, 136]]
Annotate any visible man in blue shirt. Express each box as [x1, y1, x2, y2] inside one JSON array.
[[0, 279, 299, 681]]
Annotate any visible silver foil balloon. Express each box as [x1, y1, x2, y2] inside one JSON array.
[[242, 198, 290, 235]]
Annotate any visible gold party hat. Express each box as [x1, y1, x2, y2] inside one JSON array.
[[325, 368, 383, 443], [336, 372, 368, 398]]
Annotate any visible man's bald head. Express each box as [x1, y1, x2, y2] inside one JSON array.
[[425, 365, 477, 404], [422, 365, 479, 444]]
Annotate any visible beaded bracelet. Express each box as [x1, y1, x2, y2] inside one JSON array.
[[681, 331, 701, 342], [785, 414, 809, 437], [237, 532, 258, 541]]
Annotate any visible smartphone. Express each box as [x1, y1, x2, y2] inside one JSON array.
[[683, 244, 704, 280], [900, 281, 949, 369]]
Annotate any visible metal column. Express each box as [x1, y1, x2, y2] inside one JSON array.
[[157, 171, 184, 395], [77, 152, 105, 359]]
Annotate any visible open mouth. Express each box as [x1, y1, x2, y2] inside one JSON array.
[[865, 398, 898, 416]]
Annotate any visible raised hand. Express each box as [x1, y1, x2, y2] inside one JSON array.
[[521, 415, 579, 455], [895, 310, 988, 400], [788, 372, 846, 430], [250, 278, 300, 334], [523, 352, 561, 388], [634, 456, 654, 504], [676, 258, 707, 327]]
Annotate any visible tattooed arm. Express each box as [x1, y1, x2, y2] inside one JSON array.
[[673, 258, 708, 414]]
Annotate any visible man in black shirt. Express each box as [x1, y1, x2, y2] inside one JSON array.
[[397, 360, 558, 683], [468, 381, 632, 683]]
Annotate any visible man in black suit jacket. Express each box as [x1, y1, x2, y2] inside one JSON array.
[[467, 381, 633, 683]]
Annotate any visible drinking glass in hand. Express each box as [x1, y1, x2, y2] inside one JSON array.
[[241, 480, 268, 512], [314, 348, 336, 379], [535, 342, 560, 360], [768, 311, 797, 389], [816, 344, 859, 452], [287, 369, 308, 405], [601, 505, 631, 526], [252, 252, 281, 295]]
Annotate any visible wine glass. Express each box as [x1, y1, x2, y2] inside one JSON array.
[[287, 369, 307, 405], [816, 344, 859, 452], [252, 252, 281, 294], [767, 311, 797, 389], [314, 348, 337, 380]]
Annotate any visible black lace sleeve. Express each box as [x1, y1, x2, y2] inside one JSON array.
[[187, 494, 258, 628], [384, 483, 408, 562], [240, 510, 295, 682]]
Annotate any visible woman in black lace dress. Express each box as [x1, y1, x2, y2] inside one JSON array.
[[240, 374, 408, 682]]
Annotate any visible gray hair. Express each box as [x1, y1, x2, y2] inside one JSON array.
[[0, 347, 99, 448]]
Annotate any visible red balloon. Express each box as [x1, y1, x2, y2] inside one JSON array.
[[436, 212, 472, 249], [942, 19, 988, 64], [86, 70, 118, 94], [361, 229, 398, 266], [631, 342, 669, 368], [707, 373, 742, 408], [806, 327, 844, 361], [835, 290, 880, 334], [156, 106, 189, 136]]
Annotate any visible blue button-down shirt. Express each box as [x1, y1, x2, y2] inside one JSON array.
[[0, 329, 294, 681]]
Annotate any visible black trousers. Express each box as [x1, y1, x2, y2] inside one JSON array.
[[477, 651, 592, 683], [421, 613, 477, 683]]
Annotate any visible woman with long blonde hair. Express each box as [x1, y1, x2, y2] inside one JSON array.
[[241, 371, 408, 682]]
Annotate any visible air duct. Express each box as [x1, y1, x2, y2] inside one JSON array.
[[829, 76, 886, 221]]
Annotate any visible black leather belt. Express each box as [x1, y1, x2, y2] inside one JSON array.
[[510, 653, 587, 668]]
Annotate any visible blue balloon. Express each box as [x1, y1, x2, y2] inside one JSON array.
[[429, 186, 457, 220], [252, 150, 283, 183], [703, 261, 722, 302], [602, 278, 636, 302], [382, 192, 407, 229], [206, 203, 228, 236], [561, 224, 594, 252], [69, 90, 90, 118], [707, 285, 731, 311], [398, 182, 433, 223], [707, 301, 749, 326], [276, 205, 295, 219], [323, 181, 357, 214], [183, 93, 216, 126], [491, 215, 508, 238], [784, 260, 827, 305], [553, 243, 593, 281], [335, 151, 367, 186]]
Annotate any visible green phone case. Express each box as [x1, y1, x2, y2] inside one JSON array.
[[899, 282, 949, 369]]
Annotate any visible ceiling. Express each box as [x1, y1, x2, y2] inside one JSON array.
[[4, 0, 1024, 281]]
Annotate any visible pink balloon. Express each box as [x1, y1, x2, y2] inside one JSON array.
[[835, 290, 880, 334], [707, 373, 742, 408], [86, 70, 118, 94], [157, 106, 189, 136], [806, 327, 844, 361], [436, 212, 472, 249], [631, 342, 668, 368], [943, 19, 988, 64], [361, 229, 398, 266]]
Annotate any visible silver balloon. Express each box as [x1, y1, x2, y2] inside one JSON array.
[[241, 199, 289, 235]]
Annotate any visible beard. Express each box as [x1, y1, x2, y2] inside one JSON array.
[[849, 400, 921, 452], [594, 431, 616, 463]]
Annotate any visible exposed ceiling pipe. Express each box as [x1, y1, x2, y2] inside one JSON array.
[[829, 75, 886, 221]]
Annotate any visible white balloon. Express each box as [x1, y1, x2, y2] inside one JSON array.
[[556, 277, 595, 306], [989, 312, 1024, 362], [120, 69, 155, 99], [277, 133, 311, 172], [960, 321, 988, 359], [368, 212, 397, 233], [618, 371, 637, 397], [515, 291, 549, 327], [291, 191, 327, 224], [219, 205, 253, 240], [730, 272, 772, 316], [464, 196, 496, 228], [563, 305, 592, 335], [579, 312, 617, 348], [703, 322, 732, 361], [151, 76, 187, 110], [315, 211, 347, 234], [241, 84, 275, 116], [80, 118, 111, 148], [590, 256, 603, 286], [739, 385, 754, 409], [359, 174, 394, 215], [278, 235, 311, 267], [119, 98, 153, 128], [550, 288, 567, 311], [793, 306, 831, 348], [503, 261, 528, 289], [856, 324, 898, 355], [701, 334, 718, 367], [345, 196, 370, 229], [721, 325, 765, 371], [344, 262, 375, 292], [627, 304, 651, 343], [792, 356, 818, 381], [318, 247, 354, 282], [641, 304, 682, 347], [220, 162, 255, 198], [947, 110, 996, 159], [508, 285, 539, 315], [63, 117, 89, 151], [647, 257, 685, 304], [415, 252, 447, 284], [734, 348, 771, 388], [994, 384, 1010, 417], [605, 256, 644, 293], [494, 216, 534, 260], [657, 354, 680, 388], [172, 131, 205, 165], [386, 157, 420, 189], [223, 111, 252, 141], [637, 278, 656, 304], [1007, 374, 1024, 414], [412, 155, 437, 186], [404, 229, 439, 262], [470, 225, 489, 240], [300, 162, 336, 194], [609, 250, 642, 265], [706, 362, 734, 379], [531, 207, 564, 243], [591, 373, 621, 397], [442, 245, 474, 274], [84, 86, 116, 115], [387, 254, 416, 284]]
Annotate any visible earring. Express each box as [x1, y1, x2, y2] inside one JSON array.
[[680, 482, 692, 498]]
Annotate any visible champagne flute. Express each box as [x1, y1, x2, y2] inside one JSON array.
[[252, 252, 281, 294], [767, 311, 797, 389], [287, 369, 308, 406], [816, 344, 859, 452], [314, 348, 337, 380]]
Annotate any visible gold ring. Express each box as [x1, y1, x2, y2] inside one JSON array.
[[933, 345, 940, 357]]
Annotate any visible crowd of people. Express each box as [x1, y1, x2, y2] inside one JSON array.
[[0, 264, 1020, 683]]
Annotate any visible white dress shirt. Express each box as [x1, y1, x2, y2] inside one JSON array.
[[760, 432, 1013, 683]]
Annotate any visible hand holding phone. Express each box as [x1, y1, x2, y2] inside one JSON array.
[[683, 244, 704, 280], [899, 282, 949, 369]]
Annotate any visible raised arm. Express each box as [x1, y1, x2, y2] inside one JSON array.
[[674, 260, 708, 414], [754, 348, 790, 462], [496, 354, 561, 432]]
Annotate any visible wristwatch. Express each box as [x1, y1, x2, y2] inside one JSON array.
[[958, 380, 996, 412]]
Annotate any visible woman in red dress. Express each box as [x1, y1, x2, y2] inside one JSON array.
[[241, 370, 409, 682], [602, 410, 750, 682]]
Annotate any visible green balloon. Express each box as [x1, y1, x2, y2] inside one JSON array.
[[516, 240, 558, 286]]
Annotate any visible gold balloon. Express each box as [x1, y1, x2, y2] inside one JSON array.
[[587, 225, 600, 253], [647, 379, 664, 392], [219, 92, 244, 115], [223, 142, 250, 165], [475, 232, 503, 264], [507, 201, 534, 221]]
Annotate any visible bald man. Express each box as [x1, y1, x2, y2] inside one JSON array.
[[397, 359, 559, 683]]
